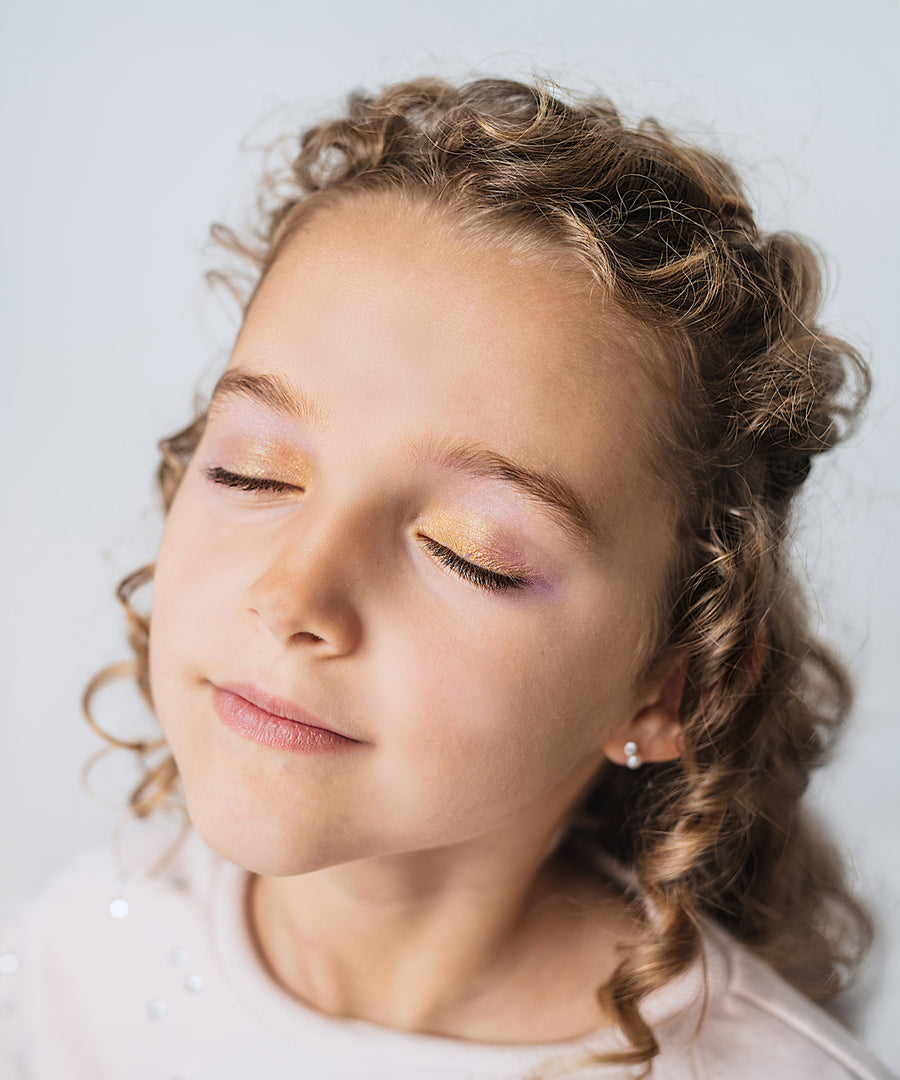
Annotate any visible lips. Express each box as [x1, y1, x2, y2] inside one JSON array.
[[211, 681, 365, 750]]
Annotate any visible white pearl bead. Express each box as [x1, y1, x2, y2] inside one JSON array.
[[108, 898, 130, 920], [148, 999, 167, 1020], [624, 741, 643, 769]]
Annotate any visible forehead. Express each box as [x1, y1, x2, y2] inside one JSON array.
[[233, 194, 671, 530]]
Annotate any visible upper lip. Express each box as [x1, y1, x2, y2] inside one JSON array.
[[212, 681, 365, 742]]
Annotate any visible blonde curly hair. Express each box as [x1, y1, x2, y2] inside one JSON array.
[[86, 77, 873, 1074]]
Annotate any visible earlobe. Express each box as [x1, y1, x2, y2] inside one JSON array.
[[602, 659, 686, 767]]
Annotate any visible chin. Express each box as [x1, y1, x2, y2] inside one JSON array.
[[182, 791, 363, 878]]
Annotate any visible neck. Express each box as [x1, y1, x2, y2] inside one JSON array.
[[247, 826, 634, 1042]]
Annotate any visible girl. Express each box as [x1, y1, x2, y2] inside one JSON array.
[[0, 77, 893, 1079]]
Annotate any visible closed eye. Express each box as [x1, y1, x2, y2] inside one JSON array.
[[203, 466, 301, 494], [419, 536, 528, 592]]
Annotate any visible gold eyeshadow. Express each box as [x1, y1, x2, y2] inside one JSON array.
[[205, 431, 313, 488], [423, 509, 530, 575]]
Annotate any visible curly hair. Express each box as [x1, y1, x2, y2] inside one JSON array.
[[85, 77, 873, 1075]]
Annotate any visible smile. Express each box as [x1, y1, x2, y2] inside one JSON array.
[[210, 683, 364, 753]]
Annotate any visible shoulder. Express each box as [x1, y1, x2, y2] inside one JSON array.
[[0, 825, 222, 1079], [660, 920, 895, 1080]]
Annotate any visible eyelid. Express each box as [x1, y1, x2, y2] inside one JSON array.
[[419, 535, 528, 592]]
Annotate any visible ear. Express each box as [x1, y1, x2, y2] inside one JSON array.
[[601, 657, 686, 767]]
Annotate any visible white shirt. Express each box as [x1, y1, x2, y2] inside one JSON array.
[[0, 827, 893, 1079]]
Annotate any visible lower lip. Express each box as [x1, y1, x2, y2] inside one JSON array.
[[211, 687, 360, 754]]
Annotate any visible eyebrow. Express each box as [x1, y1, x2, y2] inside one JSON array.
[[209, 369, 330, 427], [418, 440, 597, 544], [208, 368, 597, 543]]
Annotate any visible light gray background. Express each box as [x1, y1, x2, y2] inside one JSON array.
[[1, 0, 898, 1067]]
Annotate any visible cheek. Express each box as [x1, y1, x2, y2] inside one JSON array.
[[153, 470, 262, 624], [364, 597, 636, 839], [149, 485, 244, 708]]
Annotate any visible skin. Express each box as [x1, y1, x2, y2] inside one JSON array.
[[149, 194, 684, 1042]]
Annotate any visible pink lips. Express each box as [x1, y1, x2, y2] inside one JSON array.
[[211, 683, 363, 753]]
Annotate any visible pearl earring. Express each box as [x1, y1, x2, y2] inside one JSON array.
[[624, 741, 643, 769]]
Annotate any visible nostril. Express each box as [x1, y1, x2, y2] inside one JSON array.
[[243, 561, 361, 655]]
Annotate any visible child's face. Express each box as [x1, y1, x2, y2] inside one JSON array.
[[149, 197, 678, 876]]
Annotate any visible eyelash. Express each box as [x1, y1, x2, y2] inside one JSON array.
[[203, 466, 528, 593], [420, 537, 527, 592], [203, 466, 299, 494]]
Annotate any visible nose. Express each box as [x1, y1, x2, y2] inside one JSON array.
[[242, 511, 366, 656]]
